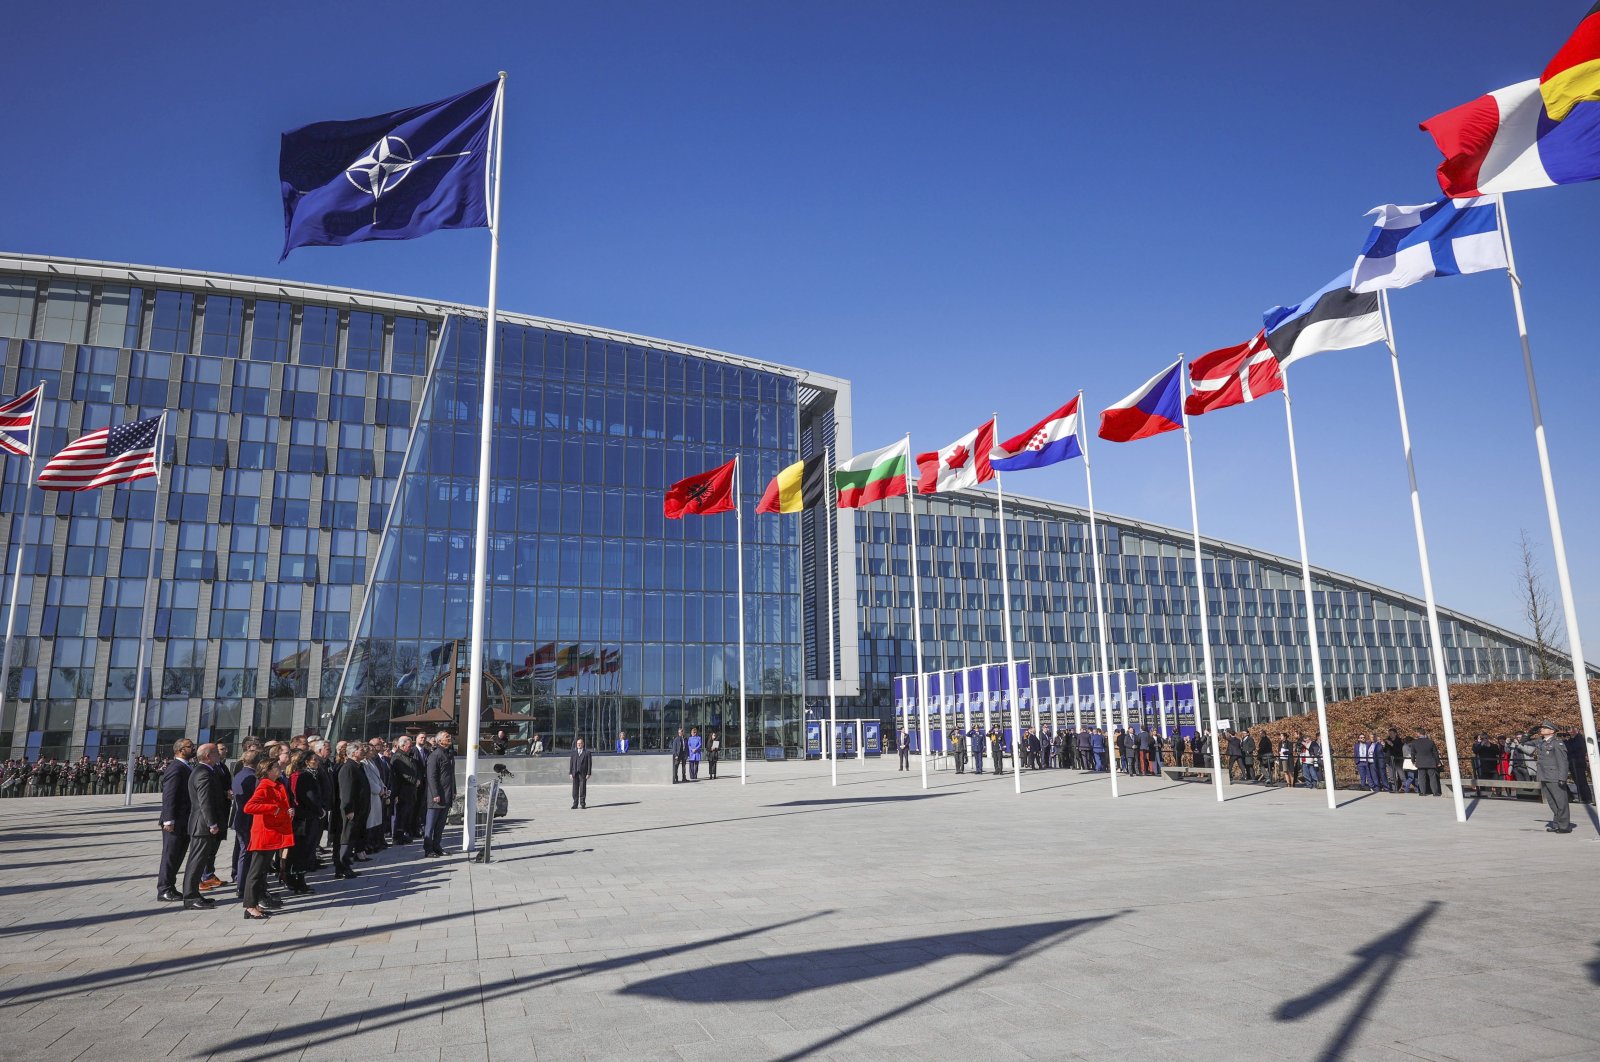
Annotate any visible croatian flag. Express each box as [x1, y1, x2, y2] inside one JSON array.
[[0, 384, 44, 458], [1098, 362, 1183, 443], [990, 398, 1083, 472], [1420, 78, 1600, 197], [1351, 197, 1507, 293]]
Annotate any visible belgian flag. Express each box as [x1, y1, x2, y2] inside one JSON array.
[[755, 455, 827, 514]]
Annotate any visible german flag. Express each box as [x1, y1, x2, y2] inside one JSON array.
[[1543, 3, 1600, 121], [756, 455, 827, 514]]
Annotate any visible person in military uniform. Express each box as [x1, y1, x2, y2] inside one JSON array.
[[1533, 722, 1572, 834]]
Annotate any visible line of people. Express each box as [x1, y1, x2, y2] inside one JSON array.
[[667, 727, 720, 782], [155, 730, 459, 917]]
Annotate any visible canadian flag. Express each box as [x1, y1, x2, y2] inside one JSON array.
[[916, 419, 995, 493]]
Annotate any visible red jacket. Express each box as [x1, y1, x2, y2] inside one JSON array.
[[243, 776, 295, 851]]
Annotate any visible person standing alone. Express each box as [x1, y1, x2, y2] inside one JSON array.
[[569, 737, 592, 809], [1533, 722, 1573, 833]]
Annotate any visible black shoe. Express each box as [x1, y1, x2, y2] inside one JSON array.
[[580, 804, 586, 809], [571, 803, 578, 809], [334, 868, 357, 879], [183, 897, 216, 910], [262, 897, 284, 910], [157, 888, 183, 902], [243, 910, 269, 921]]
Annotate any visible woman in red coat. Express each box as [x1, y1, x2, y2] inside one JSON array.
[[241, 758, 295, 920]]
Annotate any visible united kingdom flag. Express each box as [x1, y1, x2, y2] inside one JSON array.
[[0, 384, 44, 458]]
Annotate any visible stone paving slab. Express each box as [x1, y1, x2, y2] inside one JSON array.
[[1, 761, 1597, 1060]]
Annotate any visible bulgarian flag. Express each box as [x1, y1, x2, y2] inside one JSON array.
[[835, 438, 910, 509]]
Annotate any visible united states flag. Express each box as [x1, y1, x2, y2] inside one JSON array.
[[0, 384, 45, 458], [38, 414, 165, 491]]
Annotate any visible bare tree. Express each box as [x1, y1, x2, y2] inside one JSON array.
[[1517, 529, 1561, 679]]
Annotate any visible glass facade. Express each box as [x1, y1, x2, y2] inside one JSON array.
[[0, 256, 814, 759], [332, 316, 805, 752], [0, 254, 1565, 759], [844, 489, 1548, 728]]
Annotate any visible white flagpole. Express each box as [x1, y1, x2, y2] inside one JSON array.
[[0, 454, 29, 752], [1379, 291, 1467, 823], [904, 434, 929, 790], [0, 383, 44, 761], [461, 72, 507, 851], [992, 416, 1023, 795], [125, 413, 169, 806], [824, 445, 839, 788], [1178, 367, 1226, 803], [1279, 371, 1338, 810], [1498, 198, 1600, 797], [1078, 394, 1117, 798], [736, 453, 748, 784]]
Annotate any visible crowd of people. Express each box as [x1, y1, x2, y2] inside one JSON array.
[[918, 720, 1591, 815], [155, 730, 460, 916], [0, 754, 174, 797]]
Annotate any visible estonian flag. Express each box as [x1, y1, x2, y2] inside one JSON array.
[[1262, 271, 1385, 370]]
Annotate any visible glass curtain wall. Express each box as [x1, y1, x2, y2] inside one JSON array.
[[849, 492, 1542, 729], [334, 316, 805, 754]]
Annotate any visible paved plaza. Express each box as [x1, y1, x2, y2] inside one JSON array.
[[1, 760, 1597, 1062]]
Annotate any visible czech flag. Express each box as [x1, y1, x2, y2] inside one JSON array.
[[1098, 362, 1183, 443]]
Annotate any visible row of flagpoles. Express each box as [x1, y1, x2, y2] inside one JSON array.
[[661, 182, 1597, 822]]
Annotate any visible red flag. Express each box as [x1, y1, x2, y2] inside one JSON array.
[[1184, 331, 1282, 417], [664, 458, 736, 519]]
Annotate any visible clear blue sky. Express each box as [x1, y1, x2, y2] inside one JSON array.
[[4, 0, 1598, 652]]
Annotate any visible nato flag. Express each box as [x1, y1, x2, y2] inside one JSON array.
[[279, 79, 498, 259]]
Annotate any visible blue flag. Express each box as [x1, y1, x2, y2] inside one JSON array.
[[279, 80, 498, 259]]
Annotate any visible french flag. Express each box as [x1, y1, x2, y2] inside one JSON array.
[[1098, 361, 1183, 443], [1421, 78, 1600, 197], [990, 398, 1083, 472]]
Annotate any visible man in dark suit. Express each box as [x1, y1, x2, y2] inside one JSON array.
[[1226, 731, 1245, 781], [181, 743, 228, 909], [390, 735, 422, 844], [897, 729, 910, 771], [569, 738, 593, 809], [337, 743, 372, 875], [1411, 728, 1442, 796], [156, 739, 195, 902], [669, 728, 688, 783], [410, 736, 431, 837], [423, 731, 456, 857], [313, 740, 336, 862], [1240, 731, 1257, 782], [199, 742, 233, 889]]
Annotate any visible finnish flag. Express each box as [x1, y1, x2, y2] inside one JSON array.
[[1350, 195, 1507, 293]]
